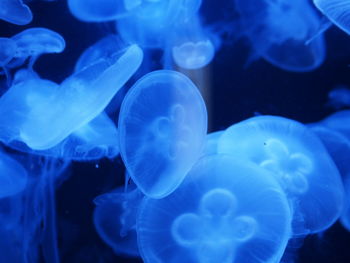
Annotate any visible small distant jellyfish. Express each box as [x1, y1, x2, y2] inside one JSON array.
[[235, 0, 326, 72], [93, 187, 142, 257], [0, 0, 33, 25], [0, 150, 27, 198], [119, 70, 207, 198], [327, 85, 350, 109], [313, 0, 350, 35], [217, 115, 344, 234], [10, 27, 66, 68], [171, 15, 216, 70], [137, 155, 292, 263], [68, 0, 129, 22]]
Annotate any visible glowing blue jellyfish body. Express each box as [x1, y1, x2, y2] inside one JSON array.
[[171, 15, 215, 70], [75, 35, 121, 72], [10, 28, 66, 68], [93, 187, 142, 257], [0, 0, 32, 25], [313, 0, 350, 35], [217, 116, 344, 234], [0, 44, 142, 151], [0, 38, 16, 67], [119, 70, 207, 198], [137, 155, 292, 263], [68, 0, 129, 22], [116, 0, 201, 49], [0, 151, 27, 198], [235, 0, 326, 72]]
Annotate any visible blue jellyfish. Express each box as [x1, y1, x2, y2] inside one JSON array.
[[67, 0, 129, 22], [93, 186, 143, 257], [0, 150, 27, 198], [137, 155, 292, 263], [217, 115, 344, 234], [235, 0, 326, 72], [327, 85, 350, 109], [0, 0, 33, 25], [171, 15, 216, 70], [10, 27, 66, 68], [313, 0, 350, 35], [0, 44, 143, 151], [119, 70, 207, 198], [204, 130, 224, 155]]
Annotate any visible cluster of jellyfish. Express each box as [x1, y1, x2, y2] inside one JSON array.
[[1, 0, 350, 262]]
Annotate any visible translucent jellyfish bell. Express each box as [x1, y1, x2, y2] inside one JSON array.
[[119, 70, 207, 198], [137, 155, 292, 263], [235, 0, 326, 72], [313, 0, 350, 35], [171, 15, 216, 70], [0, 0, 33, 25], [218, 115, 344, 234], [0, 150, 27, 198], [18, 44, 142, 150], [11, 28, 66, 68], [93, 187, 142, 257]]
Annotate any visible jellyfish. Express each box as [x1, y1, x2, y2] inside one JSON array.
[[204, 130, 224, 155], [0, 0, 33, 25], [137, 155, 292, 263], [313, 0, 350, 35], [0, 44, 143, 151], [235, 0, 326, 72], [67, 0, 130, 22], [171, 15, 216, 70], [10, 27, 66, 69], [327, 85, 350, 109], [314, 110, 350, 138], [74, 34, 122, 72], [0, 70, 120, 160], [93, 186, 143, 257], [217, 115, 344, 234], [118, 70, 207, 198]]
